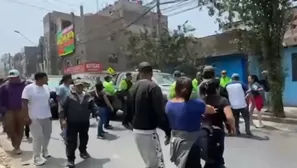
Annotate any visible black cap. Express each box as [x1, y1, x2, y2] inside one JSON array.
[[126, 72, 132, 76], [173, 70, 182, 77], [138, 62, 153, 73], [202, 65, 215, 79]]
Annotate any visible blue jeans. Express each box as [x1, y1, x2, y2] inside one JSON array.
[[97, 107, 108, 136]]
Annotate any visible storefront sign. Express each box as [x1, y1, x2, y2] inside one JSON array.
[[57, 25, 75, 56], [64, 62, 102, 74]]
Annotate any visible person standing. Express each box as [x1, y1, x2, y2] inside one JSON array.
[[225, 73, 252, 135], [57, 75, 72, 140], [59, 79, 93, 168], [129, 62, 171, 168], [0, 69, 27, 155], [21, 72, 52, 166], [103, 76, 115, 129], [219, 70, 231, 88], [259, 70, 271, 112], [118, 73, 133, 128], [192, 71, 202, 91]]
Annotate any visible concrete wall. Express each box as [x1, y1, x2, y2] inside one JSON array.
[[206, 54, 248, 84]]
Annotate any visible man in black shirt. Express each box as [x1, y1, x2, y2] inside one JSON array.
[[129, 62, 170, 168]]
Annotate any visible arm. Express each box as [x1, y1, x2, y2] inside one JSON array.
[[21, 86, 31, 122], [222, 98, 236, 134], [151, 86, 171, 137], [102, 91, 114, 111], [59, 97, 69, 120]]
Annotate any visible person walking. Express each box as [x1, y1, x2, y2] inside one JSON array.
[[260, 70, 271, 112], [0, 69, 27, 155], [201, 79, 236, 168], [129, 62, 171, 168], [94, 82, 114, 139], [57, 75, 73, 141], [225, 73, 252, 135], [166, 77, 216, 168], [21, 72, 52, 166], [248, 75, 264, 128], [59, 79, 93, 168], [103, 76, 115, 129]]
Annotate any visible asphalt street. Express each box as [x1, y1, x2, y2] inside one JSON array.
[[2, 120, 297, 168]]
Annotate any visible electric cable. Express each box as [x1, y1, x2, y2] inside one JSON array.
[[3, 0, 53, 11], [167, 5, 198, 16]]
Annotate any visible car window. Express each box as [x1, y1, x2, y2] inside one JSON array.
[[153, 73, 175, 86]]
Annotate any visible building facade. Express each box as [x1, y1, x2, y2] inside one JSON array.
[[42, 0, 167, 74]]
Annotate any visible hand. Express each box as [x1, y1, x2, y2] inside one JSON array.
[[206, 105, 217, 114], [164, 136, 170, 145], [110, 107, 114, 112], [61, 120, 67, 129], [229, 125, 236, 136]]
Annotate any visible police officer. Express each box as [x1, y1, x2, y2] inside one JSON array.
[[169, 70, 198, 100], [192, 71, 202, 92], [119, 73, 133, 128]]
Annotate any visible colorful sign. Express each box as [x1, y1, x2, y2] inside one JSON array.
[[57, 25, 75, 56], [64, 62, 102, 74]]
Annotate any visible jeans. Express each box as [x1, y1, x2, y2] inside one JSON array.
[[97, 107, 107, 136], [232, 108, 250, 133]]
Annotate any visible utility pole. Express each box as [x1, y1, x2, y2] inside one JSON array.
[[96, 0, 99, 12], [156, 0, 161, 38]]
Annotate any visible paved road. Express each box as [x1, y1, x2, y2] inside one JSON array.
[[1, 120, 297, 168]]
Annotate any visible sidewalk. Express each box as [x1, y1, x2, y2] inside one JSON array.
[[252, 107, 297, 125]]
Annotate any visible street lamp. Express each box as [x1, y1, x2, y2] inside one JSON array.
[[14, 30, 37, 46]]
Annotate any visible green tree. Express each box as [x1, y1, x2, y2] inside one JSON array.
[[204, 0, 292, 117], [124, 24, 205, 75]]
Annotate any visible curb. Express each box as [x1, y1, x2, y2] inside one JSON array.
[[252, 114, 297, 125]]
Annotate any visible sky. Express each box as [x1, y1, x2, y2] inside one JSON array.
[[0, 0, 218, 56]]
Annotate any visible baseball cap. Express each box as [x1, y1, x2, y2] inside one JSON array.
[[173, 70, 181, 77], [138, 62, 153, 72], [73, 79, 84, 86], [231, 73, 240, 79], [7, 69, 20, 78]]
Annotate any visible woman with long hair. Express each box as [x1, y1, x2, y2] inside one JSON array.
[[201, 79, 236, 168], [248, 75, 264, 128], [165, 77, 216, 168], [94, 81, 114, 139]]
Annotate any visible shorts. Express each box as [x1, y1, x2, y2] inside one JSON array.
[[253, 95, 264, 111]]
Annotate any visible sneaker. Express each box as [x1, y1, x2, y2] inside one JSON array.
[[42, 150, 51, 159], [246, 131, 253, 136], [97, 135, 105, 139], [33, 156, 46, 166], [66, 160, 75, 168], [104, 125, 113, 129], [13, 149, 22, 155], [80, 152, 91, 159]]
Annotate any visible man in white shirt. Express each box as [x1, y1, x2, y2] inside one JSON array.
[[225, 73, 252, 136], [22, 72, 52, 166]]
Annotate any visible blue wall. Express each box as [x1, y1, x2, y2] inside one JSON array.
[[206, 54, 248, 84], [283, 47, 297, 106]]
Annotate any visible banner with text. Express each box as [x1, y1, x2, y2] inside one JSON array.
[[57, 24, 75, 56]]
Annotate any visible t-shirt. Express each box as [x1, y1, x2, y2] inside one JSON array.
[[22, 83, 52, 119], [165, 99, 206, 132], [94, 90, 107, 107], [226, 81, 247, 109], [202, 95, 230, 129], [249, 82, 261, 97], [56, 84, 70, 103], [129, 79, 170, 135]]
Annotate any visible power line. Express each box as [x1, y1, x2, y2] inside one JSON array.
[[167, 5, 198, 16], [78, 5, 156, 44], [3, 0, 53, 11]]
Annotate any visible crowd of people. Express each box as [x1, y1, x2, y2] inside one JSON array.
[[0, 63, 270, 168]]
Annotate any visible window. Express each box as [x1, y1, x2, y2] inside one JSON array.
[[76, 58, 81, 65], [65, 60, 71, 67], [108, 53, 118, 63], [292, 53, 297, 81]]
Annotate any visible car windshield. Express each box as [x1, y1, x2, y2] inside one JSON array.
[[153, 73, 175, 86]]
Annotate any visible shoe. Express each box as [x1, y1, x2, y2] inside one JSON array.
[[13, 149, 22, 155], [80, 152, 91, 159], [33, 156, 46, 166], [236, 131, 241, 135], [66, 160, 75, 168], [104, 125, 113, 129], [42, 150, 51, 159], [97, 135, 105, 139], [246, 131, 253, 136]]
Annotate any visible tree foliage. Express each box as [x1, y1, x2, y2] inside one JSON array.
[[202, 0, 292, 117], [124, 24, 205, 75]]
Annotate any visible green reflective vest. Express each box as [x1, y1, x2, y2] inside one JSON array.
[[220, 77, 231, 88], [168, 81, 198, 100], [103, 81, 116, 95]]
